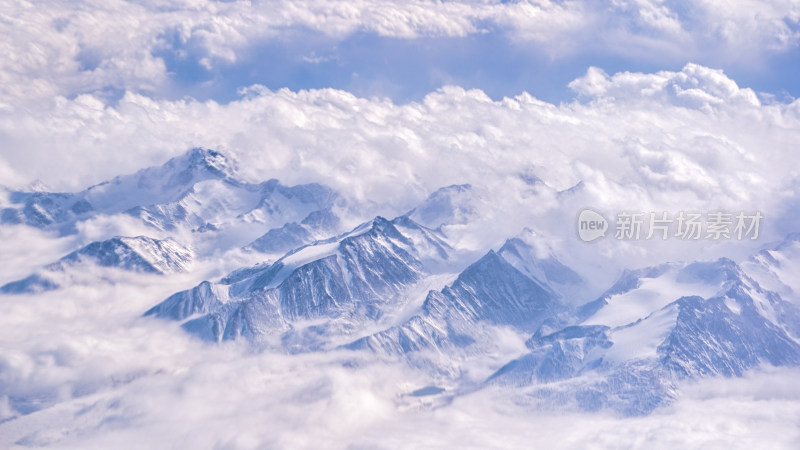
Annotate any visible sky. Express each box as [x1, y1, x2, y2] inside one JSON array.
[[1, 0, 799, 200], [2, 1, 800, 448], [3, 0, 800, 106], [152, 10, 800, 105]]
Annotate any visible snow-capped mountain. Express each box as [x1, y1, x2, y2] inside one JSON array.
[[7, 147, 796, 419], [497, 228, 585, 302], [0, 148, 233, 231], [145, 215, 457, 350], [244, 207, 341, 255], [407, 184, 479, 229], [488, 257, 800, 415], [145, 207, 585, 368], [1, 236, 192, 294], [0, 148, 342, 249], [94, 151, 798, 416], [336, 227, 585, 378], [743, 233, 800, 303], [347, 249, 571, 357]]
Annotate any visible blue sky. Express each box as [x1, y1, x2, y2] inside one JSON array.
[[3, 1, 799, 108], [157, 26, 800, 105], [2, 0, 800, 207]]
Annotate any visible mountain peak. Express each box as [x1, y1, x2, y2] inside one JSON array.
[[497, 230, 584, 298], [186, 148, 231, 176], [742, 231, 800, 300], [146, 214, 442, 343], [675, 258, 741, 286], [159, 147, 236, 187], [1, 235, 193, 294], [408, 184, 478, 229], [58, 235, 192, 274], [24, 180, 52, 192]]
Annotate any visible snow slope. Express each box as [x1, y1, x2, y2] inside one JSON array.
[[489, 256, 800, 415]]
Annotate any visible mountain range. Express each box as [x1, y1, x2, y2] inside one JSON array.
[[0, 148, 343, 254], [3, 147, 798, 416]]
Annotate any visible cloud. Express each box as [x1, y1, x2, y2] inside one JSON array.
[[0, 62, 797, 298], [689, 0, 800, 51], [5, 63, 793, 200], [2, 276, 799, 450], [0, 225, 79, 285], [2, 4, 800, 444], [2, 1, 799, 106], [568, 63, 762, 109], [2, 65, 798, 233]]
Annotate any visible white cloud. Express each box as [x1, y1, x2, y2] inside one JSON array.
[[2, 274, 799, 450], [2, 1, 798, 106], [6, 63, 791, 204], [2, 3, 800, 444], [568, 63, 762, 110], [690, 0, 800, 51], [0, 63, 798, 290]]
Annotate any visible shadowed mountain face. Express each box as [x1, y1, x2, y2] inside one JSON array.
[[145, 216, 454, 348], [348, 250, 568, 356]]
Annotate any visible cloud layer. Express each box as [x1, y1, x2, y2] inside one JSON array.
[[1, 249, 800, 448], [2, 61, 799, 301], [3, 0, 799, 105], [2, 270, 799, 449], [3, 2, 800, 448], [3, 64, 798, 249]]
